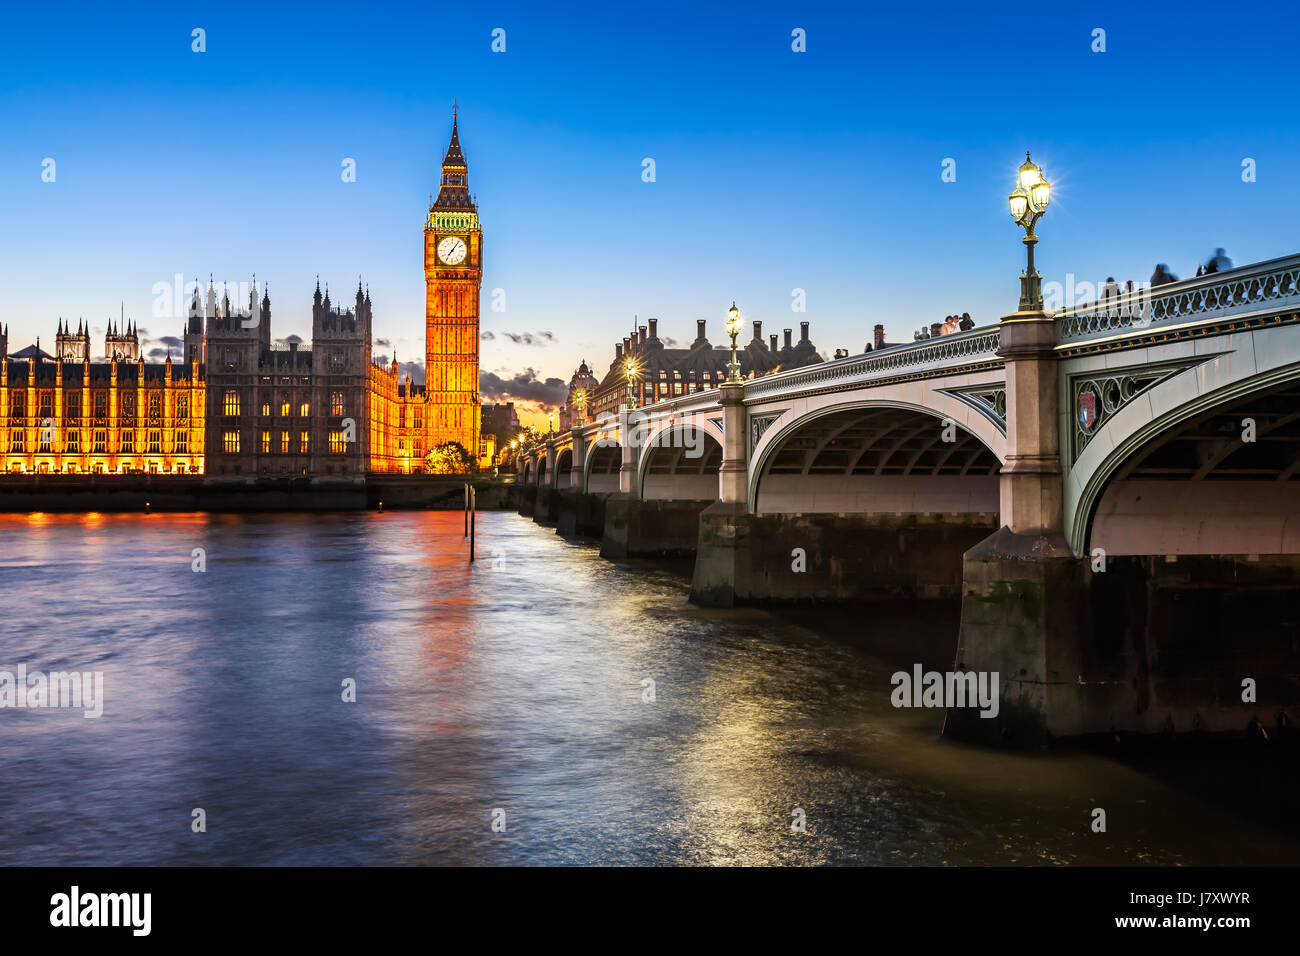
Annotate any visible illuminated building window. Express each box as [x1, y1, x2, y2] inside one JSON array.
[[120, 394, 135, 421], [10, 392, 25, 420], [93, 431, 106, 453], [223, 430, 240, 454], [280, 395, 290, 417], [148, 393, 161, 419], [331, 392, 344, 416], [177, 395, 189, 420], [38, 434, 52, 453], [299, 432, 309, 453], [261, 397, 271, 417], [329, 431, 345, 454], [39, 391, 53, 419], [261, 430, 270, 454], [299, 401, 310, 417], [280, 431, 289, 454], [66, 432, 80, 453], [65, 393, 80, 422], [148, 430, 161, 453], [10, 431, 24, 453], [176, 432, 188, 453], [121, 432, 135, 453], [224, 390, 240, 416]]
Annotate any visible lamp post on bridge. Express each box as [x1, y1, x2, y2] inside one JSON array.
[[624, 355, 642, 410], [725, 301, 744, 383], [996, 149, 1064, 539], [1008, 152, 1052, 313]]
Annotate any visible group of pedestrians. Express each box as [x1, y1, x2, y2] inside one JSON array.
[[1150, 248, 1234, 287], [914, 312, 974, 340]]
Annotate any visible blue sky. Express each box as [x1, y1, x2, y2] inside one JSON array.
[[2, 0, 1298, 417]]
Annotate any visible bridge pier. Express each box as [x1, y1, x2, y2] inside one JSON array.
[[516, 482, 538, 517], [533, 486, 561, 525], [601, 496, 712, 558], [692, 511, 999, 606], [951, 539, 1300, 745], [555, 490, 609, 539]]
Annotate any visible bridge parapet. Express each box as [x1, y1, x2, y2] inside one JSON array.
[[743, 326, 1001, 401], [1056, 252, 1300, 345]]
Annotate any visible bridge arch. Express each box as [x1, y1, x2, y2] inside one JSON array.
[[1073, 368, 1300, 556], [554, 448, 573, 489], [635, 421, 723, 500], [748, 400, 1004, 515], [535, 455, 548, 488], [585, 441, 621, 494]]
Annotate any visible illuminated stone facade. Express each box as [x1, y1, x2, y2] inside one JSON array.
[[423, 109, 483, 462], [1, 322, 205, 475], [3, 113, 489, 479], [368, 355, 426, 474]]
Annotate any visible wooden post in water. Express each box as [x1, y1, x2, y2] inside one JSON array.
[[469, 485, 476, 562], [464, 482, 469, 537]]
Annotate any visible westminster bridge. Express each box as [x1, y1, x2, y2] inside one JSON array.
[[515, 254, 1300, 744]]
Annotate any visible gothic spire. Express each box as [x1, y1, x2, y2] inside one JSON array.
[[432, 106, 474, 211]]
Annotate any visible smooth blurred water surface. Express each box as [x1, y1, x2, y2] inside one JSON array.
[[0, 511, 1296, 866]]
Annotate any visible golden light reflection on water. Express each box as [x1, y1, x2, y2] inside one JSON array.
[[2, 511, 1299, 866]]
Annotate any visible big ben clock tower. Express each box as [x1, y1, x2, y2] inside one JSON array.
[[425, 105, 482, 461]]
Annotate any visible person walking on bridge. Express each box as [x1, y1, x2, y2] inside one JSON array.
[[1150, 263, 1179, 286]]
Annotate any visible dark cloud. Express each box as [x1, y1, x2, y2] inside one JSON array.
[[397, 360, 425, 384], [501, 331, 555, 346], [479, 367, 567, 406], [272, 335, 304, 347], [157, 335, 182, 348], [480, 331, 495, 340], [146, 348, 171, 361], [662, 337, 679, 348], [374, 337, 392, 348]]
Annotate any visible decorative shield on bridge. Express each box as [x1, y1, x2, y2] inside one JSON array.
[[1078, 390, 1098, 431]]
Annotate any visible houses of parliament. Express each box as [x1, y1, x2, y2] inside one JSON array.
[[0, 113, 486, 478]]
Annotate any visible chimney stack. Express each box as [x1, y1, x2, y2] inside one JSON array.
[[639, 325, 647, 345], [696, 319, 707, 343], [799, 321, 810, 344], [783, 328, 792, 350], [615, 343, 623, 360], [648, 318, 658, 340], [770, 334, 778, 351], [623, 336, 632, 355], [752, 320, 762, 342], [873, 324, 885, 350]]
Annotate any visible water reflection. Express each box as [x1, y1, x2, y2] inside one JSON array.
[[0, 511, 1296, 865]]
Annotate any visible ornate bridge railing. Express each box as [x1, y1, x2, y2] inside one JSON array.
[[1055, 252, 1300, 344], [743, 326, 1002, 401]]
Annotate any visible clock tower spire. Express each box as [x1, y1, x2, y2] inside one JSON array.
[[425, 106, 482, 463]]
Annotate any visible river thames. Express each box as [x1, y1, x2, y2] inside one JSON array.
[[1, 511, 1297, 866]]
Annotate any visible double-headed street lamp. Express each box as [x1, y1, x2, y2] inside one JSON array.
[[725, 301, 743, 383], [1008, 151, 1052, 313]]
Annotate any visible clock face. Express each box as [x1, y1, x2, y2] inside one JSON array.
[[437, 236, 468, 265]]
